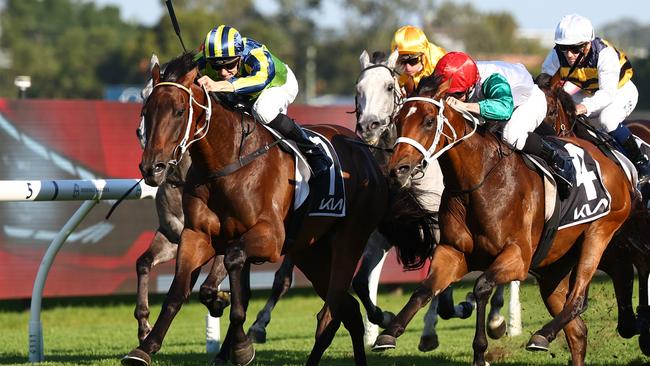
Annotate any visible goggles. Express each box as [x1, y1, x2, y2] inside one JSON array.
[[398, 54, 422, 66], [556, 43, 587, 54], [208, 57, 240, 70]]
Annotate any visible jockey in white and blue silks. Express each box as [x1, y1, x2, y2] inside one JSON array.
[[540, 13, 650, 183], [436, 52, 576, 191], [196, 24, 331, 176]]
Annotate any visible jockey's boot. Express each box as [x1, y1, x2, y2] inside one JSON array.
[[609, 122, 650, 184], [621, 135, 650, 184], [268, 113, 332, 176], [523, 132, 575, 198], [540, 139, 576, 189]]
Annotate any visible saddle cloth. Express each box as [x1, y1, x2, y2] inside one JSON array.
[[525, 139, 612, 230], [261, 124, 346, 217]]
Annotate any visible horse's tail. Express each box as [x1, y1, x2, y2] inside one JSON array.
[[378, 186, 438, 270]]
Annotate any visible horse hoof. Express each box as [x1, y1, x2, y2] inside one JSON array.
[[372, 334, 396, 352], [418, 334, 439, 352], [231, 341, 255, 366], [121, 348, 151, 366], [247, 327, 267, 344], [379, 311, 396, 329], [487, 315, 506, 339], [208, 291, 231, 318], [526, 334, 550, 352], [459, 301, 475, 319], [617, 322, 638, 339], [639, 331, 650, 356]]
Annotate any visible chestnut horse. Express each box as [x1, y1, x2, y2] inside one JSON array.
[[122, 52, 434, 366], [377, 74, 635, 366], [538, 77, 650, 356]]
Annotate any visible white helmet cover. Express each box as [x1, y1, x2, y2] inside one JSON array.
[[554, 14, 595, 45]]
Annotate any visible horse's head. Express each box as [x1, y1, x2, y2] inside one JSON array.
[[139, 52, 207, 186], [388, 74, 470, 189], [536, 73, 577, 137], [355, 49, 401, 145]]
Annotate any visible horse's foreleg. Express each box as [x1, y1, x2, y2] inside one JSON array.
[[472, 244, 528, 366], [134, 231, 177, 343], [124, 229, 214, 366], [487, 284, 507, 339], [599, 246, 637, 339], [247, 255, 294, 344], [374, 245, 467, 352], [352, 230, 393, 329], [199, 255, 229, 317], [418, 296, 440, 352]]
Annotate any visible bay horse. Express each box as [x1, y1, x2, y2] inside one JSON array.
[[537, 74, 650, 356], [377, 74, 635, 366], [354, 49, 506, 350], [122, 52, 435, 366]]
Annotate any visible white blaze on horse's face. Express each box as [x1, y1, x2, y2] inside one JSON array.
[[356, 50, 400, 146]]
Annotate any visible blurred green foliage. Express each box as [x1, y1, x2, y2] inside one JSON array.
[[1, 0, 649, 107]]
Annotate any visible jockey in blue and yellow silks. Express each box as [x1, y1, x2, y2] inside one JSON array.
[[196, 25, 331, 176], [541, 14, 650, 183]]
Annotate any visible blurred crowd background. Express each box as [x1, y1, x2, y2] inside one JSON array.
[[2, 0, 650, 108]]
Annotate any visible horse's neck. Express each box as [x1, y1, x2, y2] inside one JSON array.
[[438, 127, 501, 192], [191, 102, 268, 173]]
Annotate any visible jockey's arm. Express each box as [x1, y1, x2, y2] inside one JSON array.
[[230, 48, 274, 95], [476, 73, 515, 121], [579, 47, 620, 116]]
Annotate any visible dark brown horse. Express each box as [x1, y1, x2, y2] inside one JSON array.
[[376, 74, 635, 366], [122, 52, 434, 366], [538, 76, 650, 356]]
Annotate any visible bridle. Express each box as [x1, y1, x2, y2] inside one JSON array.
[[352, 63, 404, 128], [151, 81, 212, 165], [394, 96, 479, 165], [394, 96, 507, 194]]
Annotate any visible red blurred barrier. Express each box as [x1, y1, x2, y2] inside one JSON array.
[[0, 99, 424, 299]]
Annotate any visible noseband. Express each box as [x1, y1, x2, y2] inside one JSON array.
[[152, 81, 213, 165], [394, 97, 479, 165]]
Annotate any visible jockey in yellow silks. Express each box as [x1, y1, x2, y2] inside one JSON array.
[[391, 25, 447, 89]]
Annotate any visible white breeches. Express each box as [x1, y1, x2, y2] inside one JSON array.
[[252, 66, 299, 124], [502, 85, 548, 150], [570, 80, 638, 132]]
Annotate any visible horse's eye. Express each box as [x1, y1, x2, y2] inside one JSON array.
[[424, 116, 435, 129], [174, 108, 185, 117], [387, 84, 394, 91]]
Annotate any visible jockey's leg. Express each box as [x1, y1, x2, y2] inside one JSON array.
[[609, 123, 650, 183], [523, 132, 575, 197], [267, 113, 332, 176]]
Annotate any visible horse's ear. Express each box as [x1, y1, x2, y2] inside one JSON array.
[[359, 50, 371, 68], [386, 49, 399, 69], [433, 78, 452, 100], [149, 53, 159, 71], [550, 72, 563, 90], [151, 63, 161, 85]]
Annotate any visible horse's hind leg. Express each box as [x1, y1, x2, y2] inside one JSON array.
[[637, 267, 650, 356], [247, 255, 294, 344], [352, 230, 394, 329], [199, 255, 229, 317], [134, 230, 177, 343], [535, 269, 587, 366], [598, 244, 637, 339]]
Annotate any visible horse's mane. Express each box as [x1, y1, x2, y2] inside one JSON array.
[[416, 74, 444, 96], [534, 73, 577, 118], [162, 51, 198, 82]]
